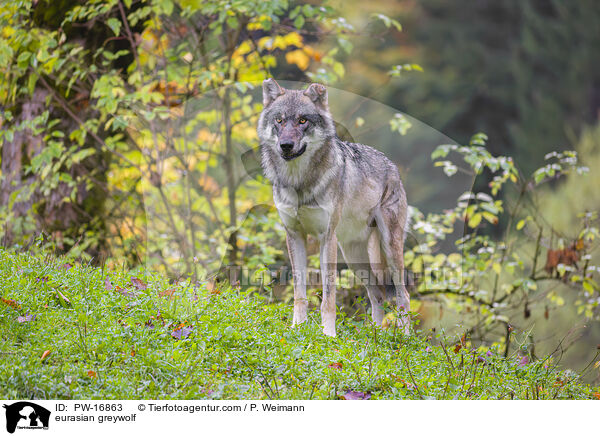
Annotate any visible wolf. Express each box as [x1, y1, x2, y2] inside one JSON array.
[[257, 79, 410, 337]]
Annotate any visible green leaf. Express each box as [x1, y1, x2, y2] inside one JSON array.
[[17, 51, 31, 68], [583, 279, 597, 294], [161, 0, 174, 15], [468, 213, 482, 228], [303, 4, 315, 17], [71, 148, 96, 164], [431, 146, 450, 160], [333, 62, 345, 78], [294, 15, 305, 29], [106, 18, 121, 36], [482, 211, 498, 224], [338, 38, 353, 54], [27, 73, 38, 95]]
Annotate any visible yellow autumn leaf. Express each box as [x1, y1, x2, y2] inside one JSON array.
[[198, 174, 221, 198], [282, 32, 303, 47], [286, 50, 310, 71], [302, 45, 323, 61], [260, 32, 303, 51], [234, 40, 252, 57], [468, 213, 482, 228]]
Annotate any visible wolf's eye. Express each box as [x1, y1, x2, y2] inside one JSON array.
[[275, 118, 283, 124], [298, 118, 307, 124]]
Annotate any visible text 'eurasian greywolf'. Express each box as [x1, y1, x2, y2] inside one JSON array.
[[257, 79, 410, 336]]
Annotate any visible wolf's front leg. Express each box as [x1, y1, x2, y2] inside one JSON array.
[[320, 232, 338, 337], [286, 230, 308, 326]]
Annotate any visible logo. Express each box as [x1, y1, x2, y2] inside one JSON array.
[[2, 402, 50, 434]]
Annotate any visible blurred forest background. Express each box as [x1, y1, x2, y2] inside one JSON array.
[[1, 0, 600, 382]]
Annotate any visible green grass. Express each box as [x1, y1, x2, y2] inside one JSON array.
[[0, 248, 597, 400]]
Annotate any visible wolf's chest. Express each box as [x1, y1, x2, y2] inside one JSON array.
[[296, 206, 330, 236], [293, 206, 370, 243]]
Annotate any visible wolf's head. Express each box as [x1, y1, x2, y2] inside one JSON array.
[[257, 80, 336, 176]]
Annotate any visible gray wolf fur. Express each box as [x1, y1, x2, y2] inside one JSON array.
[[257, 79, 410, 337]]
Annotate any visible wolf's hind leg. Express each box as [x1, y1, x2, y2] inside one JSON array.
[[374, 208, 410, 334], [286, 231, 308, 326], [341, 238, 386, 326]]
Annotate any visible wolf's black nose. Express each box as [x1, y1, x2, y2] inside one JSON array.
[[280, 142, 294, 153]]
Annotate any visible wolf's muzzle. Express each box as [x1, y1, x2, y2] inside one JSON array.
[[280, 142, 294, 153], [281, 143, 307, 161]]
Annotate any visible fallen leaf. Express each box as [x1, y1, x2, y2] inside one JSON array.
[[159, 288, 176, 299], [115, 286, 134, 297], [17, 314, 36, 323], [40, 350, 51, 361], [62, 263, 73, 270], [87, 370, 97, 378], [593, 392, 600, 400], [104, 277, 114, 290], [328, 362, 343, 370], [171, 325, 193, 340], [1, 297, 21, 310], [341, 390, 371, 400], [130, 277, 147, 290]]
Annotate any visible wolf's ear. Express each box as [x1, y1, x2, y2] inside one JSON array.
[[303, 83, 328, 109], [262, 78, 284, 107]]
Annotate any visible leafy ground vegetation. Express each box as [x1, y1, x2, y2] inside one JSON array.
[[1, 249, 597, 400]]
